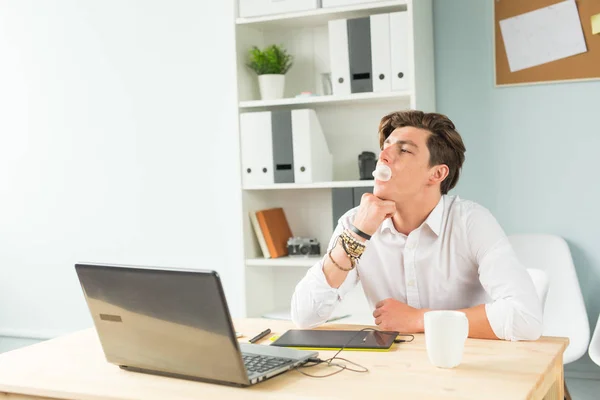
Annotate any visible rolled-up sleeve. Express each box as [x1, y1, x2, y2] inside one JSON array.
[[466, 205, 543, 341], [291, 217, 359, 328]]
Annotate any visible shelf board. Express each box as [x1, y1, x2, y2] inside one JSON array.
[[239, 90, 412, 109], [236, 0, 408, 29], [243, 179, 374, 190], [246, 256, 321, 267]]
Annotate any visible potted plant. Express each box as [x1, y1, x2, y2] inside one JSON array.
[[247, 44, 293, 100]]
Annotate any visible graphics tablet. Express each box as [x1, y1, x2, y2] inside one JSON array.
[[271, 329, 398, 351]]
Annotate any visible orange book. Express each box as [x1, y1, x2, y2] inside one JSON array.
[[255, 208, 293, 258]]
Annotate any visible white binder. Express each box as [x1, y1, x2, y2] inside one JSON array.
[[240, 112, 274, 187], [370, 13, 392, 93], [328, 19, 351, 96], [390, 11, 410, 92], [291, 109, 332, 184]]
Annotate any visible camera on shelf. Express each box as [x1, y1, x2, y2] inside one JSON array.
[[287, 237, 321, 257]]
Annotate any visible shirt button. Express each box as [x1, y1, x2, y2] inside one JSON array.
[[407, 280, 415, 287]]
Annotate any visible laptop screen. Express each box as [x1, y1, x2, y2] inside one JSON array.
[[75, 263, 249, 385]]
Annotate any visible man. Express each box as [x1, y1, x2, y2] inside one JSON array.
[[291, 110, 542, 341]]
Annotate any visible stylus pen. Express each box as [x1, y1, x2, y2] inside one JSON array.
[[249, 328, 271, 343]]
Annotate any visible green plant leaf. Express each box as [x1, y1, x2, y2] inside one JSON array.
[[246, 44, 293, 75]]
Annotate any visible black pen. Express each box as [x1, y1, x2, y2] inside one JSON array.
[[249, 328, 271, 343]]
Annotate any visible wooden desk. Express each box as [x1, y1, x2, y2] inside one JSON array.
[[0, 319, 568, 400]]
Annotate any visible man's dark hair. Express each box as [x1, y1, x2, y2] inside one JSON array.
[[378, 110, 466, 195]]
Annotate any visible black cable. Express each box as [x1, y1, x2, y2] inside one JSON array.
[[295, 328, 414, 378], [295, 359, 348, 378], [394, 334, 415, 343]]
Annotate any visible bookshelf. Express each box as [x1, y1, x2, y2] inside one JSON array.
[[245, 256, 320, 267], [239, 90, 412, 109], [234, 0, 435, 323], [236, 0, 408, 28], [243, 179, 374, 190]]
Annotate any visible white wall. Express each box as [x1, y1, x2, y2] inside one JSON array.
[[0, 0, 244, 338]]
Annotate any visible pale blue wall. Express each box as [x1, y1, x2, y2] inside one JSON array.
[[433, 0, 600, 330]]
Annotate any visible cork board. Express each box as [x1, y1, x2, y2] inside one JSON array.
[[495, 0, 600, 86]]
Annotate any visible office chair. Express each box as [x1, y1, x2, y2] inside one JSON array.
[[510, 234, 590, 400], [589, 314, 600, 367]]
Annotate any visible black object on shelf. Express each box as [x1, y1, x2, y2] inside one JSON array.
[[358, 151, 377, 180]]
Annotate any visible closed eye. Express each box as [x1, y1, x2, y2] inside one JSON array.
[[395, 143, 412, 154]]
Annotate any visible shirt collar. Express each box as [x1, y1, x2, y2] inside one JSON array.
[[379, 196, 445, 237], [423, 196, 444, 237]]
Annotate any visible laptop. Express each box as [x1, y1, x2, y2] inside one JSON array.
[[75, 263, 318, 387]]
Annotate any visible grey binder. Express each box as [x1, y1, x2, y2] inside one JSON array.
[[271, 110, 295, 184], [332, 188, 355, 229], [331, 186, 374, 228], [347, 17, 373, 94], [352, 186, 373, 207]]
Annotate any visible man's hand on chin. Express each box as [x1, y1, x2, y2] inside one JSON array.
[[373, 298, 427, 333]]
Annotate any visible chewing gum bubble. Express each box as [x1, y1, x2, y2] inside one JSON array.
[[372, 164, 392, 181]]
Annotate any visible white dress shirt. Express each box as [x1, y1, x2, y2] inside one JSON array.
[[291, 195, 543, 341]]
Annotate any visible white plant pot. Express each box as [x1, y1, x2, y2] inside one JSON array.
[[258, 74, 285, 100]]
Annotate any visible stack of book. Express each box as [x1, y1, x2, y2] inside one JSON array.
[[249, 207, 293, 259]]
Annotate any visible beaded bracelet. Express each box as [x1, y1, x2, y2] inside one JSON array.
[[328, 236, 354, 271]]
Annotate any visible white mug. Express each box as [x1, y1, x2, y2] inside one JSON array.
[[424, 310, 469, 368]]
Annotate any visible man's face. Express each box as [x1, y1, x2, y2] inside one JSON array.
[[373, 126, 434, 200]]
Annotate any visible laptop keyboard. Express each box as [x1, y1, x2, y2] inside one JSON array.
[[242, 353, 291, 375]]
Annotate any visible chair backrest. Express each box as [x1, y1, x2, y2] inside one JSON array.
[[508, 234, 589, 364], [589, 313, 600, 367], [526, 268, 549, 309]]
